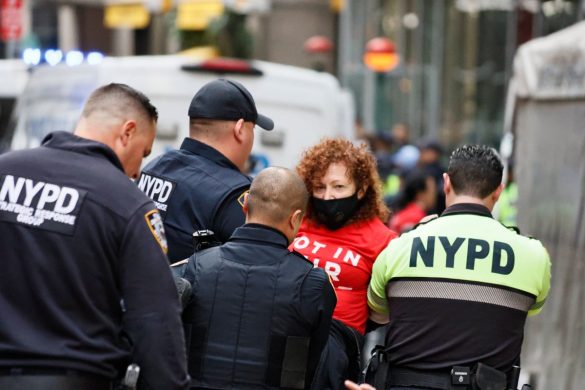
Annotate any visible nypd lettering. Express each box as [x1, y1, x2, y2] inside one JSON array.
[[145, 209, 168, 253], [410, 236, 515, 275], [0, 174, 85, 235], [137, 173, 176, 214]]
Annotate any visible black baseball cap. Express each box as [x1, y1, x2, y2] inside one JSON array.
[[188, 79, 274, 131]]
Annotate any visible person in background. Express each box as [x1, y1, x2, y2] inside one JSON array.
[[388, 169, 437, 234], [390, 123, 410, 149], [383, 143, 420, 205], [367, 133, 395, 184], [418, 138, 446, 215], [291, 138, 397, 389]]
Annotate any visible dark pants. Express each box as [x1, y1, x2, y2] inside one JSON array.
[[390, 387, 468, 390], [0, 375, 112, 390], [390, 388, 429, 390], [311, 320, 364, 390], [390, 386, 462, 390]]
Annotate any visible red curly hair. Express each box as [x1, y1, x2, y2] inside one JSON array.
[[296, 138, 390, 224]]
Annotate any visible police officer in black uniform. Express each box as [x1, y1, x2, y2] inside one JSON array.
[[173, 167, 336, 390], [138, 79, 274, 262], [0, 84, 189, 389]]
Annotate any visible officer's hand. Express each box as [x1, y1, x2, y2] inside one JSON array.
[[344, 380, 376, 390]]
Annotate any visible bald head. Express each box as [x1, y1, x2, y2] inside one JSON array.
[[247, 167, 308, 227]]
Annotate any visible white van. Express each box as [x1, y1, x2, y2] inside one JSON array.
[[0, 59, 29, 151], [6, 54, 354, 170]]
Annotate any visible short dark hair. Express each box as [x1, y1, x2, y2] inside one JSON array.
[[82, 83, 158, 123], [448, 145, 503, 198]]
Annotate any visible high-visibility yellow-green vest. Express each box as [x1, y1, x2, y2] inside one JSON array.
[[368, 203, 551, 372]]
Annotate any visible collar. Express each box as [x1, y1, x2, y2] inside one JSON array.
[[180, 137, 242, 172], [441, 203, 493, 218], [230, 223, 290, 247], [42, 131, 124, 172]]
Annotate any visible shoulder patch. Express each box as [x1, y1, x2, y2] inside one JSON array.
[[144, 209, 168, 253], [237, 190, 248, 209]]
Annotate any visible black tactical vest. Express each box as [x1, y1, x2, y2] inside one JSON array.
[[183, 237, 316, 389]]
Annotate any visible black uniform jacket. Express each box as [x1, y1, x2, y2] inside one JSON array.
[[139, 138, 251, 262], [0, 132, 189, 389]]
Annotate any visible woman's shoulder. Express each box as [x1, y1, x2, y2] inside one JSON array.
[[355, 218, 397, 245], [358, 217, 395, 233]]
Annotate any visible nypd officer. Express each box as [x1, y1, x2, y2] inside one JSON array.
[[367, 145, 551, 389], [138, 79, 274, 262], [0, 84, 189, 389], [173, 167, 336, 389]]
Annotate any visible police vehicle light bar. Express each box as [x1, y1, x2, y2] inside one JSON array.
[[181, 58, 263, 76], [21, 49, 104, 67]]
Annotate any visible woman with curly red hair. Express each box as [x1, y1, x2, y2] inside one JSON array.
[[290, 138, 397, 389]]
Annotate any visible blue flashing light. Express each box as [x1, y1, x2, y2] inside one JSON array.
[[66, 51, 84, 66], [45, 49, 63, 66], [23, 48, 42, 66], [86, 52, 104, 65]]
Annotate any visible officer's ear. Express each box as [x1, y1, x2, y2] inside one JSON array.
[[290, 209, 303, 233], [491, 183, 505, 204], [119, 120, 138, 147], [242, 192, 250, 215], [443, 173, 451, 196], [233, 119, 246, 143]]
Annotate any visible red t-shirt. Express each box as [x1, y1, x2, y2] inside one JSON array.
[[389, 202, 426, 233], [290, 218, 397, 334]]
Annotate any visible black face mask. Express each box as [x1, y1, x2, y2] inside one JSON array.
[[311, 193, 361, 230]]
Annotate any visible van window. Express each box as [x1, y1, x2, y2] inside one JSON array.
[[0, 98, 17, 153]]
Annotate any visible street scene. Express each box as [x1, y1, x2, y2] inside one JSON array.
[[0, 0, 584, 389]]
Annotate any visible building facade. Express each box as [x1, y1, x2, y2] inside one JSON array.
[[339, 0, 585, 147]]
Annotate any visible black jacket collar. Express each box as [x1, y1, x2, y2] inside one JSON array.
[[42, 131, 124, 172], [180, 137, 242, 172], [230, 223, 290, 248], [441, 203, 493, 218]]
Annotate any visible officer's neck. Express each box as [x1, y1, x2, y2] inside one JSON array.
[[246, 217, 293, 245], [446, 195, 495, 212], [74, 118, 117, 151], [191, 135, 246, 172]]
